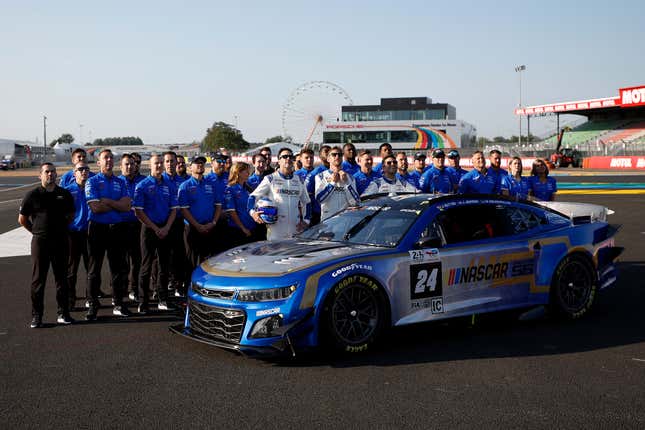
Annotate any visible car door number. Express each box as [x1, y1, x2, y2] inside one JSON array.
[[410, 262, 442, 299], [415, 268, 438, 294]]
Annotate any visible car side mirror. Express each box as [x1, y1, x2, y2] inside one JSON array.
[[415, 236, 443, 249]]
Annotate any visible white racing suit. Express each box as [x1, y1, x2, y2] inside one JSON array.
[[314, 170, 360, 221], [362, 175, 419, 196], [248, 171, 310, 241]]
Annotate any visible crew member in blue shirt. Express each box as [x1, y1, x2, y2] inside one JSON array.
[[248, 153, 268, 191], [408, 152, 427, 189], [59, 148, 95, 188], [446, 150, 468, 184], [204, 151, 230, 254], [162, 151, 189, 297], [295, 148, 316, 181], [134, 154, 179, 313], [502, 156, 530, 199], [178, 156, 221, 291], [224, 162, 261, 246], [305, 145, 331, 225], [395, 152, 417, 187], [372, 143, 393, 177], [64, 162, 90, 310], [85, 149, 132, 320], [341, 143, 360, 175], [458, 150, 501, 194], [176, 155, 190, 181], [488, 149, 507, 190], [528, 158, 557, 201], [353, 149, 378, 195], [420, 149, 457, 194], [118, 153, 146, 301]]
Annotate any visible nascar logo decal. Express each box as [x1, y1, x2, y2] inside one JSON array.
[[446, 258, 534, 286]]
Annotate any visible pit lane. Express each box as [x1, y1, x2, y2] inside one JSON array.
[[1, 169, 644, 428]]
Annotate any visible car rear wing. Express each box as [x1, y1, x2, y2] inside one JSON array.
[[535, 201, 614, 223]]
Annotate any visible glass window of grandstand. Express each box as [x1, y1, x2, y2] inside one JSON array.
[[390, 130, 418, 142], [342, 112, 356, 121], [343, 132, 367, 143], [425, 109, 445, 120], [323, 132, 341, 144], [393, 110, 412, 121], [411, 110, 424, 120], [365, 131, 388, 143]]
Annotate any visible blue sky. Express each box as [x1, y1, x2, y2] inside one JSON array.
[[1, 0, 643, 145]]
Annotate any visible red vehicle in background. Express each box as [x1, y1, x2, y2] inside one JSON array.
[[550, 129, 582, 168]]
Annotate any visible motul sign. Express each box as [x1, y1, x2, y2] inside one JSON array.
[[620, 86, 645, 107]]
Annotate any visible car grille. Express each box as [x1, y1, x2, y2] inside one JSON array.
[[189, 301, 246, 344]]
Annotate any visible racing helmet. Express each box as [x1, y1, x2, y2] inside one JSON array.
[[255, 197, 278, 224]]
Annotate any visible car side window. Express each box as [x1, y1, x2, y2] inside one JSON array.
[[435, 204, 514, 245], [505, 206, 543, 234]]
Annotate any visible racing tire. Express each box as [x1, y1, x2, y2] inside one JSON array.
[[321, 275, 388, 353], [549, 254, 597, 319]]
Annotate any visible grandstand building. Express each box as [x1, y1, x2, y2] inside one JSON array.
[[322, 97, 477, 152], [515, 84, 645, 155]]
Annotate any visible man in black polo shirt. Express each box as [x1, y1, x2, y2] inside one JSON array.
[[19, 163, 76, 328]]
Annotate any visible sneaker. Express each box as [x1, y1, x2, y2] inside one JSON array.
[[57, 314, 75, 325], [85, 300, 90, 309], [174, 290, 185, 298], [128, 292, 138, 302], [113, 306, 132, 317], [137, 303, 149, 315], [86, 307, 98, 321], [111, 298, 115, 306], [30, 316, 42, 328], [157, 301, 173, 311]]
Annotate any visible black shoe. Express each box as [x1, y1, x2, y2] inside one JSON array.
[[86, 307, 98, 321], [57, 314, 75, 325], [30, 315, 42, 328], [97, 290, 111, 298], [113, 306, 132, 317], [137, 303, 149, 315]]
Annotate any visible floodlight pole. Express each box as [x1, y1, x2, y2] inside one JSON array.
[[515, 65, 526, 145], [43, 115, 47, 161]]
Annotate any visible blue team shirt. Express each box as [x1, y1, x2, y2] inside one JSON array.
[[60, 169, 95, 188], [177, 176, 217, 225], [65, 181, 89, 232], [458, 169, 501, 194], [133, 176, 179, 225], [447, 166, 468, 185], [247, 173, 264, 191], [305, 165, 329, 215], [295, 167, 314, 182], [502, 174, 530, 199], [419, 166, 456, 194], [341, 160, 360, 176], [371, 163, 384, 178], [397, 172, 417, 188], [204, 172, 227, 206], [353, 170, 377, 195], [529, 176, 557, 201], [119, 174, 146, 222], [408, 170, 424, 189], [224, 183, 256, 231], [85, 172, 129, 224]]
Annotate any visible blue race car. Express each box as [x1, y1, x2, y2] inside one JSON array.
[[172, 194, 623, 355]]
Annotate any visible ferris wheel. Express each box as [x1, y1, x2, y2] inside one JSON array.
[[281, 81, 353, 146]]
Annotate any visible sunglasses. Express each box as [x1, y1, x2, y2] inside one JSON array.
[[329, 152, 342, 157], [280, 154, 295, 160], [384, 161, 397, 165], [215, 159, 226, 164], [76, 167, 90, 172]]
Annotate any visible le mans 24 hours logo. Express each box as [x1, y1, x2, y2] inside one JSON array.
[[410, 262, 443, 314]]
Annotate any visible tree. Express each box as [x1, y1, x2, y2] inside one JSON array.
[[264, 135, 284, 144], [202, 122, 249, 152], [49, 133, 75, 147]]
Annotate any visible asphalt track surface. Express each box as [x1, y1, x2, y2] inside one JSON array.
[[1, 168, 644, 429]]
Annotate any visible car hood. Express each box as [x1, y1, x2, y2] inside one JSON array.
[[201, 239, 387, 276]]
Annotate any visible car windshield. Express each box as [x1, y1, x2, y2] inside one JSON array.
[[298, 204, 421, 247]]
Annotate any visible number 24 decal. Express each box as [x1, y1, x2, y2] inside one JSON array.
[[415, 268, 439, 294]]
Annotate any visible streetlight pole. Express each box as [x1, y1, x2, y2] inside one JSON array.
[[43, 115, 47, 161], [79, 123, 84, 145], [515, 65, 526, 145]]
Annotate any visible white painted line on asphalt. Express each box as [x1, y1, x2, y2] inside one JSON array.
[[632, 358, 645, 362], [0, 199, 22, 205], [0, 227, 31, 258], [0, 181, 38, 193]]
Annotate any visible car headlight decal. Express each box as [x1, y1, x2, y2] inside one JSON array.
[[237, 284, 298, 302]]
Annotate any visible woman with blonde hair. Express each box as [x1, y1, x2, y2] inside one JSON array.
[[502, 156, 530, 200], [223, 162, 260, 246], [528, 158, 557, 201]]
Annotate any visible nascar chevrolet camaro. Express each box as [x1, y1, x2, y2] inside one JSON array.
[[172, 193, 622, 355]]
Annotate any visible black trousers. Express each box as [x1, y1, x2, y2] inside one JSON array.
[[185, 225, 216, 289], [67, 230, 88, 306], [31, 235, 70, 317], [122, 221, 141, 294], [139, 225, 171, 305], [87, 222, 128, 308], [167, 218, 187, 289]]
